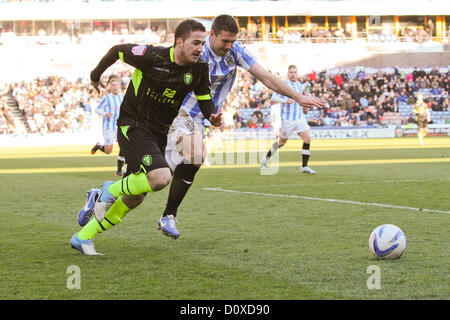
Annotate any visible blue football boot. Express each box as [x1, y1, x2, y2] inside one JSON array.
[[94, 181, 117, 222], [157, 215, 180, 239], [70, 233, 102, 255], [78, 188, 100, 226]]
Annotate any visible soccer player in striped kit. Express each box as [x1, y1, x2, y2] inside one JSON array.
[[261, 65, 316, 174], [91, 76, 126, 176], [163, 15, 326, 239]]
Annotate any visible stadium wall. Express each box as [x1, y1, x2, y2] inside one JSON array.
[[337, 44, 450, 69], [2, 125, 450, 148]]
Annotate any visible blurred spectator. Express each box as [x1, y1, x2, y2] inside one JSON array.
[[233, 108, 244, 129], [0, 96, 17, 134], [407, 113, 416, 124]]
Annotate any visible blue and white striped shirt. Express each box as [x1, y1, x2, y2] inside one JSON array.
[[95, 93, 123, 130], [180, 36, 256, 123], [271, 80, 306, 121]]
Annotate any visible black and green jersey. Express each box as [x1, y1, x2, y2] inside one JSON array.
[[90, 44, 214, 134]]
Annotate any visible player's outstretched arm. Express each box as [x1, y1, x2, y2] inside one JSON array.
[[90, 44, 151, 93], [90, 45, 124, 87], [248, 62, 326, 109]]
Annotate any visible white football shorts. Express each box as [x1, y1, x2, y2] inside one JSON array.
[[103, 128, 117, 145], [279, 118, 310, 139], [165, 109, 204, 171]]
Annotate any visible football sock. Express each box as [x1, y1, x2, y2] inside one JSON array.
[[109, 171, 153, 198], [302, 143, 311, 167], [117, 155, 125, 172], [163, 163, 200, 217], [266, 141, 279, 159], [99, 145, 106, 153], [78, 197, 131, 240]]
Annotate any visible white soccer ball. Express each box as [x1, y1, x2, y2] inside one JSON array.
[[369, 224, 407, 259]]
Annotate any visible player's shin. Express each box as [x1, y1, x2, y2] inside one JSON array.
[[266, 141, 279, 159], [117, 155, 125, 173], [302, 143, 311, 167], [78, 197, 131, 240], [163, 163, 200, 217]]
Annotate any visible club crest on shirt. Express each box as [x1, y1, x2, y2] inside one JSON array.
[[224, 53, 235, 67], [142, 155, 152, 167], [131, 45, 147, 56], [184, 73, 193, 85]]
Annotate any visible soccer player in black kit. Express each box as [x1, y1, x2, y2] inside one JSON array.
[[71, 19, 222, 255]]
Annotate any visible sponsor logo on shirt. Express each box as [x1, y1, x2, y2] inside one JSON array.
[[210, 75, 227, 83], [163, 88, 177, 98], [153, 67, 170, 72]]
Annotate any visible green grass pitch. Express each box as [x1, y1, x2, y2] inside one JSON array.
[[0, 136, 449, 300]]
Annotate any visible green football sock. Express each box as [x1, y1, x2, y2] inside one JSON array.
[[77, 197, 131, 240], [109, 172, 153, 197], [77, 218, 102, 241]]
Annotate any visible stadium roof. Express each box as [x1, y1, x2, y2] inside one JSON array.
[[0, 0, 449, 21]]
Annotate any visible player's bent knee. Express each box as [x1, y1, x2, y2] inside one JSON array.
[[104, 145, 113, 154], [147, 168, 172, 191], [122, 194, 146, 209]]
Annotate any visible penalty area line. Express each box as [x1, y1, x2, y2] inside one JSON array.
[[203, 187, 450, 214]]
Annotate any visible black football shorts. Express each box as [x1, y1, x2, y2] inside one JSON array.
[[117, 125, 169, 177]]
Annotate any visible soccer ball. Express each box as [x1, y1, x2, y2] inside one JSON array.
[[369, 224, 406, 259]]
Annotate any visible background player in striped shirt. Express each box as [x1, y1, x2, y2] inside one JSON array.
[[261, 64, 316, 174], [91, 76, 126, 176], [163, 15, 326, 236]]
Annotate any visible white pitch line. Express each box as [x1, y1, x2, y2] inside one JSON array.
[[203, 187, 450, 214], [232, 178, 450, 189]]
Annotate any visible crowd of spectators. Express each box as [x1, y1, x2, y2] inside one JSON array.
[[223, 66, 449, 129], [3, 69, 133, 134], [0, 96, 17, 134], [1, 67, 449, 135], [8, 76, 95, 133]]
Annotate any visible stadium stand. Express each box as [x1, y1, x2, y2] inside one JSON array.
[[0, 0, 448, 44], [0, 0, 449, 136]]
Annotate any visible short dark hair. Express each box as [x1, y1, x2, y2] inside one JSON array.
[[174, 19, 206, 47], [211, 14, 239, 35], [108, 74, 120, 84]]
